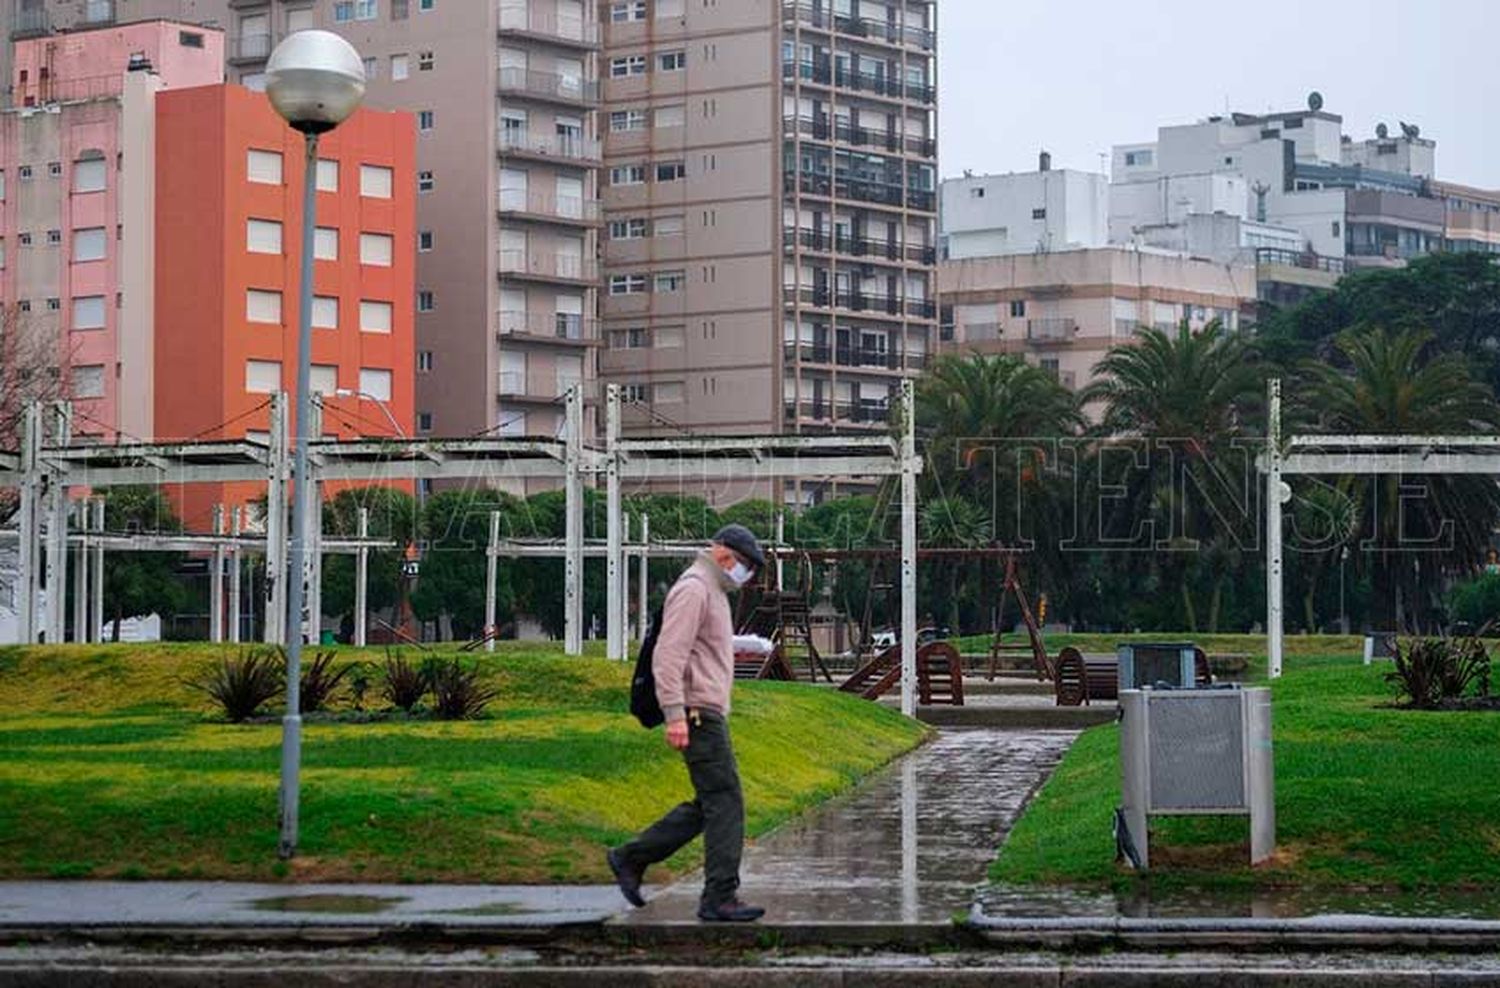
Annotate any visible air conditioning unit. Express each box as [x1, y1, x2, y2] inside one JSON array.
[[1118, 642, 1196, 692], [1118, 686, 1274, 870]]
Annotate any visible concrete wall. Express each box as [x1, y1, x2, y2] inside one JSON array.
[[942, 168, 1109, 259]]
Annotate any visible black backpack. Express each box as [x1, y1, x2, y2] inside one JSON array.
[[630, 604, 668, 728]]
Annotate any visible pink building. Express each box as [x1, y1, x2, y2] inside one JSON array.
[[0, 20, 222, 440]]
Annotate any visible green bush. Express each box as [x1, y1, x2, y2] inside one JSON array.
[[1448, 573, 1500, 628], [380, 649, 427, 712], [188, 648, 284, 722], [299, 650, 352, 713], [1388, 636, 1492, 708], [428, 659, 499, 720]]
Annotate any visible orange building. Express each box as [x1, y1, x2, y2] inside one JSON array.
[[153, 83, 415, 527]]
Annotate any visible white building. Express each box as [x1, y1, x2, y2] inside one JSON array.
[[941, 155, 1109, 260]]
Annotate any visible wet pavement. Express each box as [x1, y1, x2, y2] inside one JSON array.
[[620, 728, 1079, 925], [979, 882, 1500, 921]]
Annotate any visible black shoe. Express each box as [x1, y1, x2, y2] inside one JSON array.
[[697, 899, 765, 923], [606, 849, 646, 908]]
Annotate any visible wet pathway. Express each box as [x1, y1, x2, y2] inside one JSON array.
[[621, 728, 1078, 924]]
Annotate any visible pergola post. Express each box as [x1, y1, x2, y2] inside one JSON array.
[[353, 507, 368, 647], [564, 384, 584, 656], [606, 384, 623, 661], [485, 509, 501, 653], [72, 500, 88, 643], [622, 513, 632, 648], [1266, 378, 1284, 680], [899, 379, 918, 718], [264, 393, 289, 644], [638, 513, 649, 642], [210, 505, 226, 643], [775, 512, 785, 589], [44, 402, 71, 645], [90, 498, 104, 644], [229, 506, 244, 644], [16, 403, 42, 643]]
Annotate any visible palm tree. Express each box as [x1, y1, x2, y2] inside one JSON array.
[[1080, 321, 1265, 631], [1297, 328, 1500, 630]]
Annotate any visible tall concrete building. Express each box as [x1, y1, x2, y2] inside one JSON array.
[[598, 0, 937, 461], [7, 0, 601, 447]]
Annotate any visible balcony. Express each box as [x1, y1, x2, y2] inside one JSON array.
[[1253, 247, 1346, 275], [497, 309, 597, 344], [10, 4, 50, 38], [784, 285, 933, 320], [496, 249, 597, 285], [497, 3, 599, 49], [229, 32, 272, 64], [496, 66, 599, 106], [498, 130, 600, 164], [782, 2, 934, 51], [497, 187, 599, 225], [783, 115, 936, 158], [1026, 317, 1078, 343], [81, 0, 114, 26], [780, 399, 892, 425]]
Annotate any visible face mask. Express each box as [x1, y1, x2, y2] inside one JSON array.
[[727, 561, 754, 588]]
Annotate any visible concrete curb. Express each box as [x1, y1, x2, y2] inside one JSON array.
[[909, 706, 1115, 728]]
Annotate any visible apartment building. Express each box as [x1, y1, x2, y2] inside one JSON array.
[[7, 0, 601, 448], [939, 247, 1256, 393], [0, 18, 223, 441], [940, 156, 1109, 260], [599, 0, 937, 452], [153, 82, 415, 526], [1433, 180, 1500, 255]]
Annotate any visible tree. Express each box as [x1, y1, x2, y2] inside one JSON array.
[[102, 486, 191, 641], [0, 306, 71, 519], [320, 485, 418, 629], [1296, 328, 1500, 629], [410, 489, 523, 640]]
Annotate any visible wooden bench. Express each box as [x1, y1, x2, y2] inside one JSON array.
[[1054, 647, 1212, 706]]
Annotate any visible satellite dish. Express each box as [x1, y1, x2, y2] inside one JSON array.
[[1376, 123, 1389, 139], [1400, 121, 1420, 139], [1307, 91, 1323, 112]]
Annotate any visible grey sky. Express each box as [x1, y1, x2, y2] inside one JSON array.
[[937, 0, 1499, 188]]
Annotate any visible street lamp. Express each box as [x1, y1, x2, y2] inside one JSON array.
[[331, 388, 407, 438], [266, 29, 365, 860]]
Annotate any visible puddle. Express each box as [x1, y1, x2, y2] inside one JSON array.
[[978, 883, 1500, 921], [249, 894, 409, 915], [436, 902, 528, 917]]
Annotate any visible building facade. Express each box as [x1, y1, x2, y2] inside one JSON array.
[[940, 159, 1108, 260], [598, 0, 937, 467], [939, 247, 1256, 392]]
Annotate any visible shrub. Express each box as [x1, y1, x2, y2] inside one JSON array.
[[299, 650, 353, 713], [381, 649, 428, 712], [189, 647, 284, 722], [1448, 573, 1500, 629], [1388, 636, 1492, 708], [428, 659, 499, 720]]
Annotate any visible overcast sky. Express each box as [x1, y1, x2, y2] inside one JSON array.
[[937, 0, 1500, 189]]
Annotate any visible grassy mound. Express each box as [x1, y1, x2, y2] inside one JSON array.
[[992, 654, 1500, 891], [0, 643, 925, 883]]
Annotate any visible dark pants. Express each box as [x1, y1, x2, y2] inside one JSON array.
[[615, 710, 744, 908]]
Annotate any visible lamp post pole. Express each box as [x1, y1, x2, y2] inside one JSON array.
[[266, 30, 365, 860]]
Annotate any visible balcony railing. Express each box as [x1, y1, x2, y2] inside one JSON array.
[[781, 400, 893, 424], [497, 371, 528, 396], [784, 285, 933, 319], [784, 173, 936, 213], [497, 188, 598, 222], [496, 66, 599, 104], [962, 321, 1003, 342], [781, 227, 933, 264], [498, 130, 600, 162], [1254, 246, 1346, 275], [783, 115, 936, 157], [498, 310, 596, 342], [230, 32, 271, 62], [1027, 318, 1078, 342], [11, 4, 49, 37], [497, 3, 599, 46], [496, 249, 596, 283], [782, 2, 934, 50]]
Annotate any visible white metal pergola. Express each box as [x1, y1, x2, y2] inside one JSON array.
[[1260, 376, 1499, 678], [1, 381, 926, 714]]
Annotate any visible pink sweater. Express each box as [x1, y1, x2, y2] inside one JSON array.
[[653, 556, 735, 722]]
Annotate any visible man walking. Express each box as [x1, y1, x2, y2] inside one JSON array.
[[607, 524, 766, 922]]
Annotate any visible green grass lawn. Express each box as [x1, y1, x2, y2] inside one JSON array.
[[992, 654, 1500, 892], [951, 631, 1371, 666], [0, 643, 926, 883]]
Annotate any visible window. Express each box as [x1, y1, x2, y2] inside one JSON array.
[[417, 290, 435, 311], [359, 368, 393, 401], [620, 383, 648, 402], [19, 166, 32, 181], [47, 229, 61, 245], [610, 327, 648, 349], [1009, 299, 1026, 318], [418, 230, 434, 251], [48, 161, 61, 177], [418, 170, 434, 193], [1031, 208, 1046, 220], [71, 365, 105, 400], [312, 296, 338, 328], [179, 30, 204, 47], [314, 227, 338, 260], [360, 164, 394, 198], [610, 218, 648, 239], [418, 50, 434, 70], [417, 109, 435, 131], [1124, 149, 1153, 167], [610, 55, 647, 77], [241, 72, 267, 91], [610, 109, 647, 132], [360, 300, 393, 333], [46, 297, 60, 311], [246, 289, 283, 324], [310, 364, 338, 395], [658, 50, 685, 70], [17, 300, 30, 312], [0, 171, 6, 199], [611, 1, 646, 21], [73, 151, 106, 193], [970, 187, 985, 199], [655, 160, 685, 182], [391, 53, 409, 79], [654, 381, 684, 403], [417, 350, 434, 372], [72, 227, 107, 261], [245, 359, 282, 394], [287, 7, 316, 31], [420, 0, 434, 8], [360, 232, 394, 266], [72, 296, 106, 330], [610, 274, 647, 295], [655, 215, 684, 236], [654, 104, 685, 128], [655, 325, 685, 348], [316, 158, 338, 191], [656, 0, 684, 15], [611, 164, 646, 185], [246, 219, 283, 254], [654, 270, 685, 293], [247, 149, 283, 184], [417, 411, 433, 432], [19, 233, 31, 246], [334, 0, 379, 21]]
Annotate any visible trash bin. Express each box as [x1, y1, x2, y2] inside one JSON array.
[[320, 630, 336, 646]]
